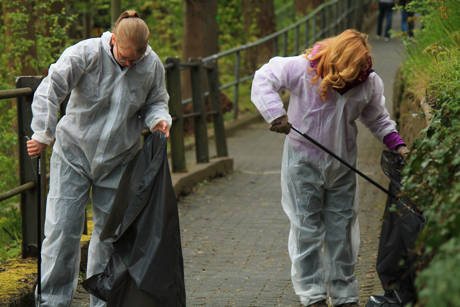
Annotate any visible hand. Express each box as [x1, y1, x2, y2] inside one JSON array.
[[152, 120, 170, 138], [27, 139, 47, 157], [397, 145, 410, 159], [270, 115, 291, 134]]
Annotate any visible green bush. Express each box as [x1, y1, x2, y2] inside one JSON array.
[[0, 205, 22, 262], [0, 0, 73, 261], [400, 0, 460, 305], [416, 238, 460, 306]]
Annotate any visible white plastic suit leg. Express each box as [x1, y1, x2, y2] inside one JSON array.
[[38, 150, 125, 307], [87, 183, 119, 307], [38, 152, 90, 307], [281, 140, 359, 306], [323, 170, 359, 306]]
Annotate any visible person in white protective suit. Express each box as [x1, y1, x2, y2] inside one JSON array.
[[26, 10, 171, 307], [251, 29, 409, 307]]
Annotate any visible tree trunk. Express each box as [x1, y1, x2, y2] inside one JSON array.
[[111, 0, 122, 26], [183, 0, 219, 60], [182, 0, 218, 100], [242, 0, 276, 73], [295, 0, 323, 16]]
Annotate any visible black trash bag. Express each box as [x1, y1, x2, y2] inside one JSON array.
[[83, 131, 186, 307], [365, 290, 404, 307], [366, 150, 425, 307]]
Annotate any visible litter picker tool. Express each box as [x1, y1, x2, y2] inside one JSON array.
[[36, 152, 42, 306], [288, 125, 423, 218], [26, 136, 42, 306]]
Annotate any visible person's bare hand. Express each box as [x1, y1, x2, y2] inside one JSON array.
[[152, 120, 170, 138], [397, 145, 410, 159], [27, 139, 47, 157]]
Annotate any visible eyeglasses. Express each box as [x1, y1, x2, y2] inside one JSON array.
[[115, 43, 143, 65]]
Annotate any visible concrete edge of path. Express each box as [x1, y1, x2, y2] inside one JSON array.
[[172, 156, 234, 198], [173, 111, 263, 198]]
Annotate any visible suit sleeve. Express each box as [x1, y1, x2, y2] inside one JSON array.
[[143, 56, 172, 131], [31, 44, 88, 144], [359, 73, 398, 141], [251, 56, 305, 123]]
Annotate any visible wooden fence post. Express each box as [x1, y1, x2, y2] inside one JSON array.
[[16, 76, 43, 258], [205, 60, 228, 157], [189, 58, 209, 163], [166, 57, 187, 172]]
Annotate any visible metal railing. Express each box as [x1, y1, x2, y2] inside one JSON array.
[[201, 0, 368, 119], [165, 58, 228, 173], [0, 0, 371, 258], [0, 77, 45, 258], [0, 59, 229, 257]]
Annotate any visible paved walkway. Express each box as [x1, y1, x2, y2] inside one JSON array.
[[71, 14, 405, 307], [178, 16, 405, 306]]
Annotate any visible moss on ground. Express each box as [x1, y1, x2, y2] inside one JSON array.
[[0, 257, 36, 305], [0, 217, 94, 305]]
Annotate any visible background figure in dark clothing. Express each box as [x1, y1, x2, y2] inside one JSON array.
[[377, 0, 395, 40], [400, 0, 415, 37]]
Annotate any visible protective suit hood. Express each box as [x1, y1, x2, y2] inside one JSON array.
[[31, 31, 171, 182]]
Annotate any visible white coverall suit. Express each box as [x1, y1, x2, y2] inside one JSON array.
[[30, 32, 172, 307], [251, 55, 397, 306]]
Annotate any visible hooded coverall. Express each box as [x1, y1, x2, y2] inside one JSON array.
[[30, 31, 172, 307], [251, 55, 397, 306]]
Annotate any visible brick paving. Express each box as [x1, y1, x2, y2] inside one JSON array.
[[71, 15, 404, 307]]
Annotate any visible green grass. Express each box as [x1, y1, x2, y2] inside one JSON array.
[[0, 203, 22, 262]]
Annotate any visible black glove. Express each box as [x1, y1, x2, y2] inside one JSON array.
[[270, 115, 291, 134]]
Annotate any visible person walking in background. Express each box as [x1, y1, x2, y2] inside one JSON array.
[[400, 0, 415, 37], [27, 10, 171, 307], [377, 0, 395, 41], [251, 29, 409, 307]]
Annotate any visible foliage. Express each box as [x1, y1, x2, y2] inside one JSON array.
[[275, 0, 296, 30], [399, 0, 460, 305], [0, 206, 22, 262], [415, 238, 460, 306], [0, 0, 73, 260], [400, 0, 460, 95], [218, 0, 246, 51], [122, 0, 183, 59]]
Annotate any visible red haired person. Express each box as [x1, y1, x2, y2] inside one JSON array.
[[251, 29, 408, 307]]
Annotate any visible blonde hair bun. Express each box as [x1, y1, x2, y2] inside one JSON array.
[[113, 10, 150, 56]]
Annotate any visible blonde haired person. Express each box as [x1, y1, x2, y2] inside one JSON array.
[[27, 10, 171, 307], [251, 29, 408, 307]]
